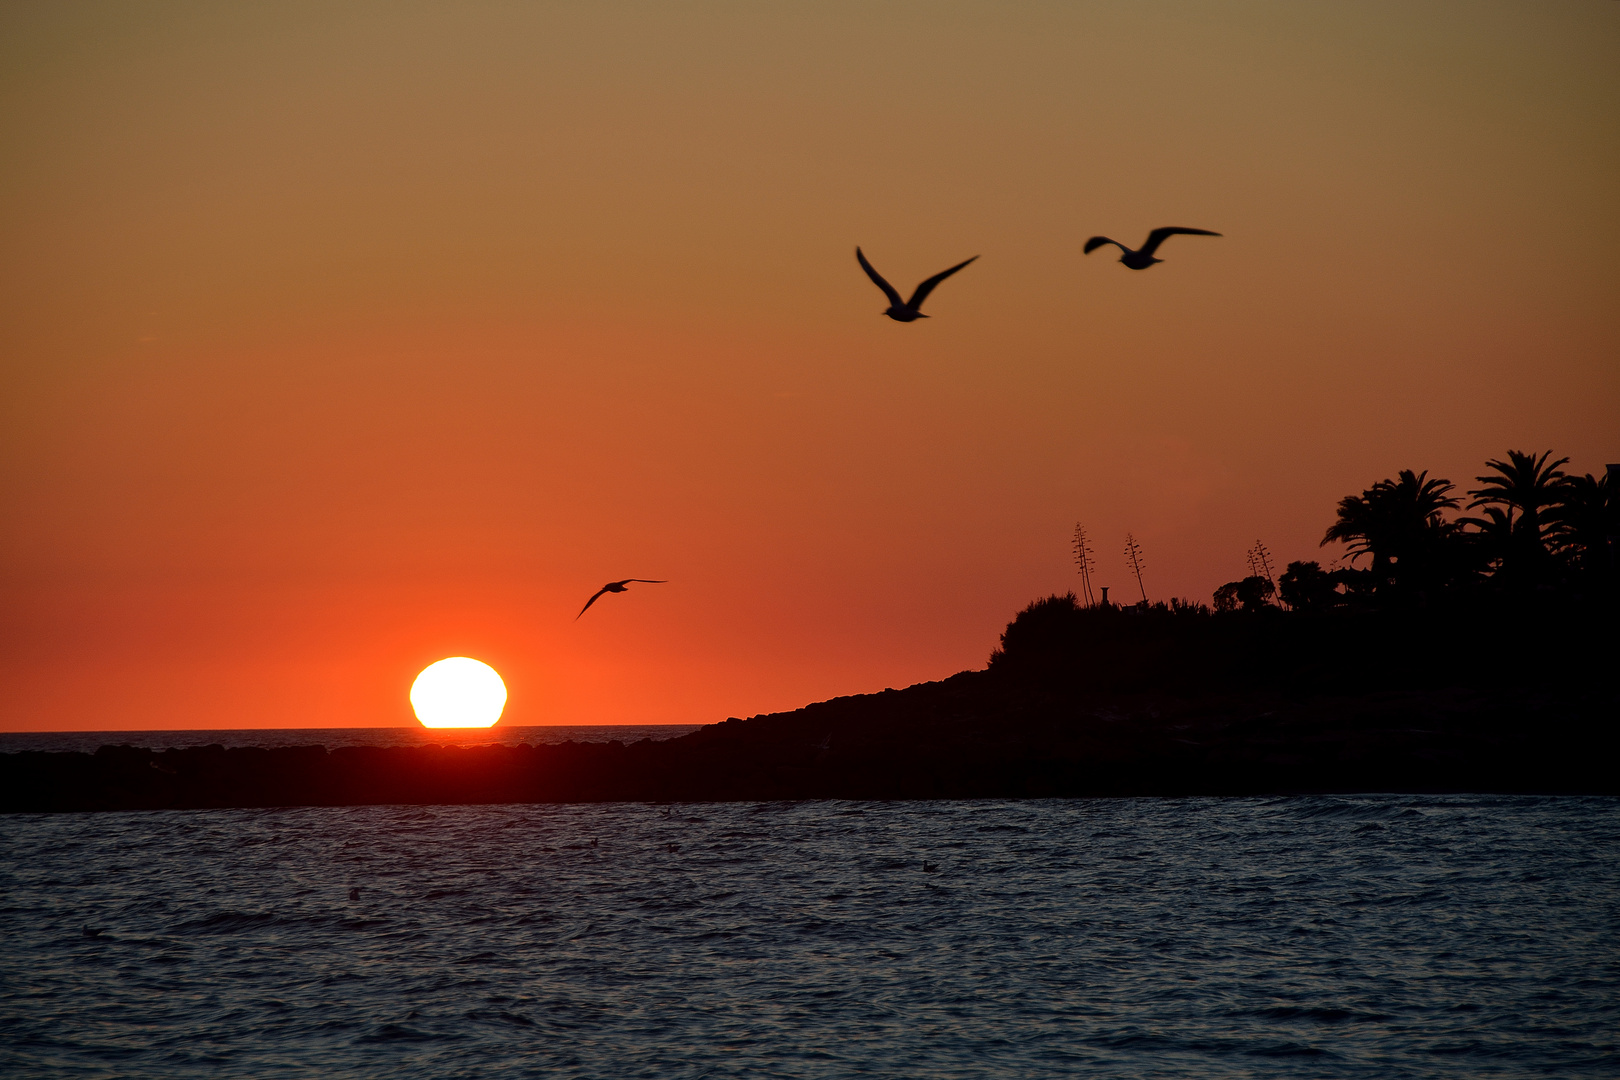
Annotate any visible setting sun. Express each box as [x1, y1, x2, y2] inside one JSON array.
[[410, 658, 508, 729]]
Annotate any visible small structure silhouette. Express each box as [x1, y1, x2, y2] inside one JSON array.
[[856, 247, 978, 322], [1083, 227, 1221, 269]]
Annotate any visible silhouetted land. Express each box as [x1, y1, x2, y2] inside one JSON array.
[[5, 599, 1614, 812], [7, 447, 1614, 812]]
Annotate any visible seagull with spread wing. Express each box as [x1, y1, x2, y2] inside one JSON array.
[[1083, 227, 1221, 270], [856, 247, 978, 322], [576, 579, 668, 619]]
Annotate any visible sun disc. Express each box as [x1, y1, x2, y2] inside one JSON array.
[[410, 657, 507, 728]]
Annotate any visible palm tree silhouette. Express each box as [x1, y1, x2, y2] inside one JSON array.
[[1547, 470, 1616, 585], [1322, 470, 1460, 599], [1466, 450, 1568, 587]]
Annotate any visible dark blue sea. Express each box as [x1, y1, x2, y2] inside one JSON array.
[[2, 795, 1616, 1078]]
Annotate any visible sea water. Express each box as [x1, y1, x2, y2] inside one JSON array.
[[1, 796, 1615, 1078]]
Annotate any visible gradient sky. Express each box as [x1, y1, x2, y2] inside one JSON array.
[[3, 1, 1617, 730]]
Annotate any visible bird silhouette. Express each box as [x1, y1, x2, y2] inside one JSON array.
[[577, 579, 668, 619], [1083, 227, 1221, 270], [856, 247, 977, 322]]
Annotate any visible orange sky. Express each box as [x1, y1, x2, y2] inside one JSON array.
[[3, 2, 1617, 730]]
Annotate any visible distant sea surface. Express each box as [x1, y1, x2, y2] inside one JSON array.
[[0, 725, 703, 755], [2, 796, 1616, 1078]]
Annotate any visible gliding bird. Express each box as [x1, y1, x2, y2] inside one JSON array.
[[856, 248, 978, 322], [577, 579, 668, 619], [1083, 227, 1221, 270]]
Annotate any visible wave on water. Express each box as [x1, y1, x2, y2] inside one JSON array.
[[2, 796, 1616, 1078]]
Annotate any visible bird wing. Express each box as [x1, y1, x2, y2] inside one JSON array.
[[905, 256, 978, 311], [620, 579, 668, 585], [1083, 236, 1125, 255], [576, 586, 612, 619], [1140, 227, 1221, 256], [855, 248, 904, 308]]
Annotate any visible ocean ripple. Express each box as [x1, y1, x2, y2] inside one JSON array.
[[1, 796, 1616, 1078]]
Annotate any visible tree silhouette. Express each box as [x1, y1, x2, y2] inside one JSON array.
[[1213, 576, 1275, 612], [1548, 470, 1617, 588], [1322, 469, 1461, 600], [1466, 450, 1569, 588], [1279, 560, 1340, 612]]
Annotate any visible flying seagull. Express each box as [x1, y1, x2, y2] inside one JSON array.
[[1083, 227, 1221, 270], [576, 579, 668, 619], [856, 247, 978, 322]]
